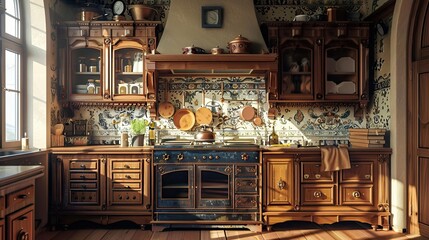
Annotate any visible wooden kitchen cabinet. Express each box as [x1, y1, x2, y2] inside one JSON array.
[[263, 149, 391, 231], [59, 21, 159, 105], [0, 166, 43, 240], [50, 152, 152, 227], [266, 22, 370, 107]]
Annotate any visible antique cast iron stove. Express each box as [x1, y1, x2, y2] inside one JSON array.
[[152, 144, 262, 232]]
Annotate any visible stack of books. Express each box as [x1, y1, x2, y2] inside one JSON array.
[[348, 128, 386, 148]]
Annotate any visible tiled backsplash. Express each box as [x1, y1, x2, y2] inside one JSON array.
[[68, 76, 365, 145]]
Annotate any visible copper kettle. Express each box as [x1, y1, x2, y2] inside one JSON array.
[[195, 125, 215, 142]]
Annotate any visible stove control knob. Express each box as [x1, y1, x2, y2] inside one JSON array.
[[177, 153, 184, 161], [215, 155, 220, 160], [208, 155, 213, 160], [241, 153, 249, 161], [202, 156, 207, 160], [162, 153, 170, 161]]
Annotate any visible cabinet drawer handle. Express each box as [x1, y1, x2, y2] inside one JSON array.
[[352, 191, 361, 198], [365, 174, 371, 179], [80, 164, 86, 169], [313, 191, 322, 198], [18, 230, 29, 240], [17, 194, 28, 199], [303, 174, 309, 179], [315, 174, 321, 179], [18, 216, 28, 221], [278, 179, 286, 190], [125, 175, 131, 179], [124, 164, 130, 169]]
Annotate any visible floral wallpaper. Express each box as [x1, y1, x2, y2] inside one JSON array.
[[51, 0, 391, 146]]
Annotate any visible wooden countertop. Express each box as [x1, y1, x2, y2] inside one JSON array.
[[0, 165, 44, 188], [50, 145, 392, 154], [50, 145, 154, 154]]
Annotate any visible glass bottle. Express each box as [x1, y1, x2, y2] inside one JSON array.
[[269, 125, 279, 145], [148, 121, 156, 145]]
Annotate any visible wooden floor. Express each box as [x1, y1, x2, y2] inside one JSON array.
[[36, 221, 429, 240]]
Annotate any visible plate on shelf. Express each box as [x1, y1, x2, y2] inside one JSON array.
[[326, 81, 337, 94], [335, 57, 355, 73], [337, 81, 356, 94], [326, 58, 336, 73]]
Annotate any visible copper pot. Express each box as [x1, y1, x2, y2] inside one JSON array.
[[76, 7, 103, 21], [227, 35, 251, 54]]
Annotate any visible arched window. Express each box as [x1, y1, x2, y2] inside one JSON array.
[[1, 0, 24, 149]]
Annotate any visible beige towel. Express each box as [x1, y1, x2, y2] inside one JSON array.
[[320, 145, 351, 172]]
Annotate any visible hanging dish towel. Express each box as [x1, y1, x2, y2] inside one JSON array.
[[320, 145, 351, 172]]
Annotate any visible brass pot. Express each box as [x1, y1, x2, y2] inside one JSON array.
[[227, 35, 251, 54], [129, 4, 157, 20]]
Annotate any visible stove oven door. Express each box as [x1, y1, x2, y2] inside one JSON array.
[[156, 164, 194, 208], [196, 165, 233, 208]]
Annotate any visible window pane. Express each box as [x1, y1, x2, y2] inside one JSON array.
[[5, 0, 20, 39], [5, 50, 20, 90], [5, 91, 20, 142], [4, 49, 21, 142]]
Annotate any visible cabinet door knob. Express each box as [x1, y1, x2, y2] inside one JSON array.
[[352, 190, 361, 198], [278, 179, 286, 190], [315, 174, 321, 179], [313, 191, 322, 198], [17, 194, 28, 199]]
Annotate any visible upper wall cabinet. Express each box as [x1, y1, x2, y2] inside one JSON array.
[[266, 22, 370, 108], [58, 21, 159, 104]]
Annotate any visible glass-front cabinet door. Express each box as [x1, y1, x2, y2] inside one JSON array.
[[196, 165, 233, 208], [156, 165, 194, 209], [111, 40, 146, 101], [324, 41, 359, 100], [279, 39, 318, 100], [69, 39, 104, 102]]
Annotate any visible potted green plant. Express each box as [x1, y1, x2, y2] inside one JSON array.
[[130, 118, 149, 146]]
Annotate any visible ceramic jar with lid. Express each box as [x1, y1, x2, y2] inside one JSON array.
[[227, 35, 251, 54]]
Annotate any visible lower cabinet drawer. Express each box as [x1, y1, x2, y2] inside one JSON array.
[[70, 190, 99, 204], [70, 182, 97, 190], [70, 172, 97, 180], [235, 165, 258, 177], [7, 205, 33, 240], [112, 182, 141, 190], [235, 179, 257, 193], [112, 172, 141, 180], [6, 185, 34, 210], [301, 185, 335, 205], [111, 191, 142, 204], [340, 185, 373, 205], [235, 195, 257, 209]]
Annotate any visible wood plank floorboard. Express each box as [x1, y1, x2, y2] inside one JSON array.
[[36, 221, 429, 240]]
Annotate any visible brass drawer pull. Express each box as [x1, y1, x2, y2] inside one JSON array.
[[365, 174, 371, 179], [313, 191, 322, 198], [352, 191, 361, 198], [303, 174, 309, 179], [124, 164, 130, 169], [315, 174, 321, 179], [278, 179, 286, 190], [125, 175, 131, 179], [80, 164, 86, 169]]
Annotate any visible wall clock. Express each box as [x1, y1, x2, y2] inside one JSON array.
[[112, 0, 126, 16], [202, 6, 223, 28]]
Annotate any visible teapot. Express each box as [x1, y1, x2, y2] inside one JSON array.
[[195, 125, 215, 142]]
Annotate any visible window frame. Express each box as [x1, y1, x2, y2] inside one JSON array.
[[1, 0, 24, 149]]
